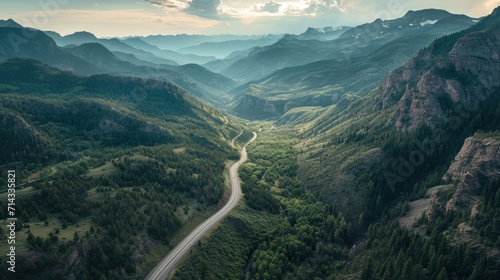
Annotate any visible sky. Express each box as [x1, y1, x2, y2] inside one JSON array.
[[0, 0, 499, 37]]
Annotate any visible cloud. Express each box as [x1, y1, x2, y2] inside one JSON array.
[[185, 0, 222, 19], [147, 0, 192, 12], [146, 0, 344, 19], [144, 0, 499, 27], [255, 1, 282, 13], [146, 0, 224, 19]]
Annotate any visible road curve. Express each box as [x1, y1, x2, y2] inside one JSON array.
[[231, 130, 243, 148], [146, 131, 257, 280]]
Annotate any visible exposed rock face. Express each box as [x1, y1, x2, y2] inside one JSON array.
[[139, 121, 168, 136], [98, 119, 125, 134], [231, 94, 286, 120], [398, 184, 453, 228], [378, 10, 500, 131], [0, 111, 44, 141], [443, 136, 500, 212]]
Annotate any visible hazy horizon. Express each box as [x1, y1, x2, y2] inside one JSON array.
[[0, 0, 498, 37]]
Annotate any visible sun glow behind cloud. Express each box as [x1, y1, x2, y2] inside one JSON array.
[[147, 0, 343, 18]]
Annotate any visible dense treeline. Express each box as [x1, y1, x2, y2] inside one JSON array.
[[472, 178, 500, 245], [173, 214, 265, 280], [243, 136, 354, 279], [350, 209, 500, 279], [174, 127, 500, 279], [0, 138, 233, 279], [174, 132, 355, 280]]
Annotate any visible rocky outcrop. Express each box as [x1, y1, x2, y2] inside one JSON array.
[[378, 8, 500, 131], [230, 94, 292, 120], [98, 119, 125, 134], [139, 121, 168, 136], [1, 111, 43, 139], [443, 136, 500, 212]]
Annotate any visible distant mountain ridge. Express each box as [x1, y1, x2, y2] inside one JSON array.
[[221, 9, 478, 83], [1, 24, 238, 107], [0, 27, 100, 74], [0, 19, 23, 28], [227, 9, 479, 119], [140, 34, 276, 51], [122, 37, 214, 65], [177, 35, 282, 58], [295, 26, 352, 40], [44, 30, 180, 65]]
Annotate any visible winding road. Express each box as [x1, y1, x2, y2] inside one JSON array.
[[146, 131, 257, 280]]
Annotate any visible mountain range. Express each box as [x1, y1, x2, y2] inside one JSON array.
[[0, 23, 238, 106], [227, 9, 480, 119], [1, 7, 499, 279]]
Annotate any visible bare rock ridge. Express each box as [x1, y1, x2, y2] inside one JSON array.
[[443, 136, 500, 213], [379, 7, 500, 131], [399, 135, 500, 228]]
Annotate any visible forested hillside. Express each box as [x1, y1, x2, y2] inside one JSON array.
[[0, 58, 241, 279]]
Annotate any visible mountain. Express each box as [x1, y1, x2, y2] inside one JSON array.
[[287, 6, 500, 217], [122, 37, 213, 65], [376, 12, 500, 132], [167, 63, 237, 91], [220, 35, 332, 82], [43, 30, 67, 45], [228, 9, 479, 119], [63, 43, 135, 73], [57, 31, 178, 66], [295, 26, 352, 41], [202, 47, 258, 73], [229, 33, 438, 119], [0, 19, 23, 28], [177, 35, 282, 58], [338, 9, 475, 42], [2, 26, 238, 107], [221, 9, 478, 83], [63, 31, 99, 45], [141, 34, 271, 51], [0, 27, 99, 74]]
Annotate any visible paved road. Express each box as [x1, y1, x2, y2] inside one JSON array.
[[231, 130, 243, 148], [145, 132, 257, 280]]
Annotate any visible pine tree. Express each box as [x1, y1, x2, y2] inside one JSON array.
[[437, 267, 448, 280]]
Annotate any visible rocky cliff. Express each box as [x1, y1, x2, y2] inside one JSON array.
[[378, 7, 500, 131], [443, 136, 500, 213]]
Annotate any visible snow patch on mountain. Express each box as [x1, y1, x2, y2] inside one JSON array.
[[420, 19, 438, 26]]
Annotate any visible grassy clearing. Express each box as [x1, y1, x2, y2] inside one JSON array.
[[0, 216, 92, 254], [84, 153, 157, 178], [85, 161, 116, 178], [172, 147, 186, 154]]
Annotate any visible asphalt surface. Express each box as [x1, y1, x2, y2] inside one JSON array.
[[145, 131, 257, 280]]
